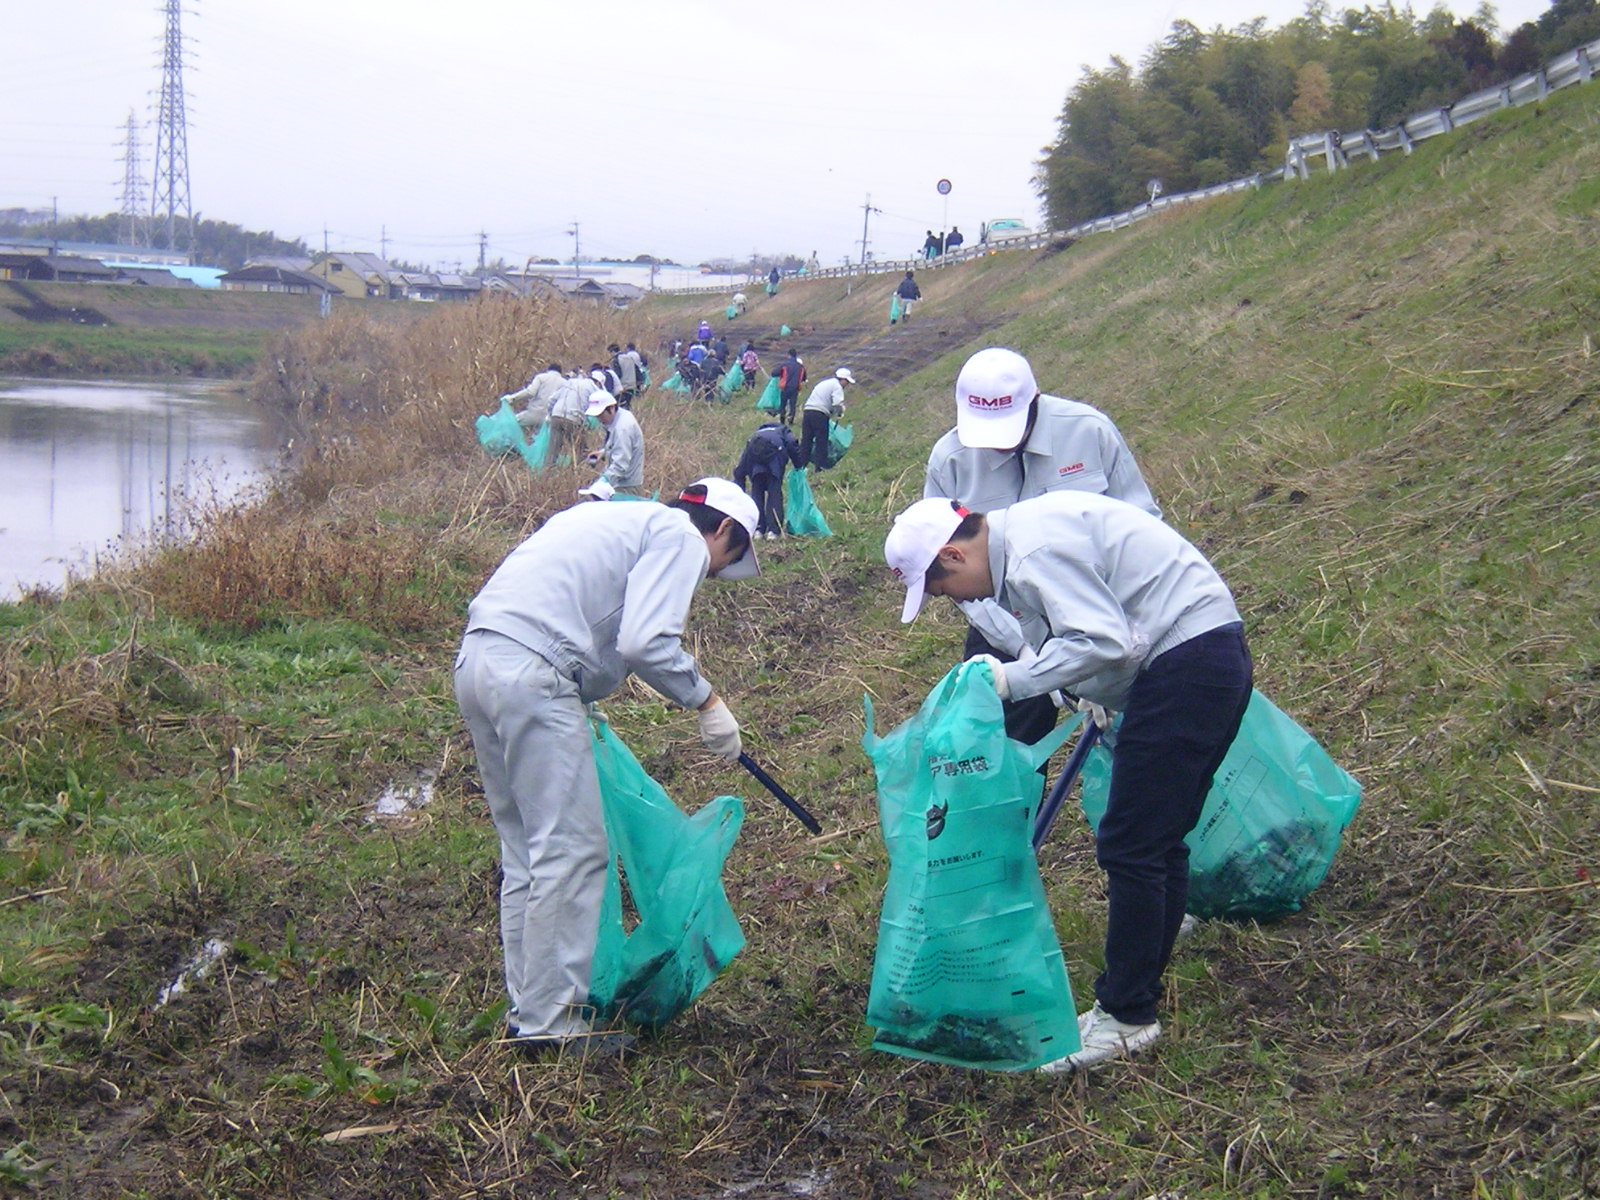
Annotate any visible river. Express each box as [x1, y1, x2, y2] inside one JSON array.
[[0, 376, 283, 600]]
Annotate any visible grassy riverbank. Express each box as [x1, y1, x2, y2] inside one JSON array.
[[0, 283, 412, 378], [1, 82, 1597, 1198]]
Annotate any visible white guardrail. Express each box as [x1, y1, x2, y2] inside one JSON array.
[[656, 35, 1597, 296]]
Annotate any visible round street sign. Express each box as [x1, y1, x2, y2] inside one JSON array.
[[936, 179, 952, 195]]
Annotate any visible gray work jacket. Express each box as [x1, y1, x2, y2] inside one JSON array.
[[465, 502, 713, 709], [984, 492, 1240, 708]]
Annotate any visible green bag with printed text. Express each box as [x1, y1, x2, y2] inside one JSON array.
[[862, 662, 1080, 1070]]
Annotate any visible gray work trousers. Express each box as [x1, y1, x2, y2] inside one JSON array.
[[454, 630, 607, 1039]]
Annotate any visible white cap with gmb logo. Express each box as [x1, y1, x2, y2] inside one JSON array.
[[954, 347, 1039, 449], [884, 497, 971, 623]]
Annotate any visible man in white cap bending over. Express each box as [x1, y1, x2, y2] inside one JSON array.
[[800, 367, 854, 471], [884, 491, 1251, 1074], [584, 391, 647, 496], [925, 347, 1159, 746], [455, 477, 760, 1056]]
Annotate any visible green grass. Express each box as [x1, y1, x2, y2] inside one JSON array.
[[1, 80, 1598, 1198]]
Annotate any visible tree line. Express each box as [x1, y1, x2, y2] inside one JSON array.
[[1035, 0, 1600, 228]]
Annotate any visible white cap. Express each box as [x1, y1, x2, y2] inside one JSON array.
[[578, 478, 615, 501], [681, 476, 761, 580], [584, 391, 618, 417], [884, 497, 971, 622], [954, 347, 1038, 449], [835, 367, 855, 384]]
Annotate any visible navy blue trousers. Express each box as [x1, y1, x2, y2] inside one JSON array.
[[1094, 623, 1253, 1025]]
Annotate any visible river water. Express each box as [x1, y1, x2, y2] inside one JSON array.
[[0, 376, 282, 600]]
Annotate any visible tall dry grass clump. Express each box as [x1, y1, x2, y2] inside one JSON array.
[[253, 294, 665, 502]]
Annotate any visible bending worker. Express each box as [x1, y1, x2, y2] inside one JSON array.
[[925, 347, 1159, 745], [454, 478, 761, 1054], [884, 490, 1252, 1074], [584, 391, 646, 496]]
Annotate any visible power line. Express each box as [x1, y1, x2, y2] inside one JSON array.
[[150, 0, 194, 252]]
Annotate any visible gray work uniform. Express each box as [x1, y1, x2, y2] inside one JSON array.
[[547, 380, 590, 464], [598, 407, 645, 492], [509, 368, 566, 429], [982, 491, 1250, 1027], [454, 502, 714, 1040], [982, 492, 1240, 708], [923, 392, 1160, 519]]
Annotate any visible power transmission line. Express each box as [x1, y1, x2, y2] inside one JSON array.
[[117, 110, 147, 247], [150, 0, 194, 253]]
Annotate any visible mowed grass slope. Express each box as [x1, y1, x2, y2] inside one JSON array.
[[0, 83, 1596, 1198]]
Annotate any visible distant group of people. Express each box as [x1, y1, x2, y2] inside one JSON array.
[[921, 227, 964, 259], [498, 342, 652, 497]]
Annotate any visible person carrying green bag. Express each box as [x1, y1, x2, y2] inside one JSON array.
[[800, 367, 853, 470], [884, 490, 1253, 1074], [455, 478, 762, 1056]]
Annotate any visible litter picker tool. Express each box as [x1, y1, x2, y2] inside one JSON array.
[[737, 753, 822, 835], [1031, 719, 1102, 851]]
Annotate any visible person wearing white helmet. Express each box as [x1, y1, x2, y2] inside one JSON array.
[[800, 367, 855, 471], [583, 391, 647, 496], [455, 477, 761, 1056], [884, 491, 1251, 1074], [925, 347, 1160, 746]]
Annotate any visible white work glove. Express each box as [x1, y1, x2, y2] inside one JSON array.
[[697, 699, 742, 763], [1077, 696, 1111, 731], [970, 654, 1011, 700]]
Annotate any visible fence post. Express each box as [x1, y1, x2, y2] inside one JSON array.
[[1578, 46, 1593, 85]]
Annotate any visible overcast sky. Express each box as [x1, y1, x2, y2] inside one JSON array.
[[3, 0, 1553, 270]]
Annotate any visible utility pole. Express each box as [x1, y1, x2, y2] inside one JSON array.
[[117, 110, 148, 247], [857, 194, 881, 272], [568, 221, 581, 277], [380, 224, 388, 261], [150, 0, 195, 255], [477, 230, 488, 273]]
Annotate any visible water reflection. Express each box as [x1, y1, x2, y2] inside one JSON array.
[[0, 377, 282, 599]]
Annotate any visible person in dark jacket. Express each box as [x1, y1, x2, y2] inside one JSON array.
[[895, 271, 922, 321], [945, 226, 964, 253], [734, 419, 804, 539], [698, 354, 726, 403], [775, 350, 807, 426]]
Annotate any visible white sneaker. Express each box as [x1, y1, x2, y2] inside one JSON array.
[[1038, 1003, 1161, 1074], [765, 531, 779, 541]]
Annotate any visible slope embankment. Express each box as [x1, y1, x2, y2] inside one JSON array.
[[0, 79, 1596, 1198]]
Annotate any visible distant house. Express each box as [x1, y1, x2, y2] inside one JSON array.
[[112, 266, 197, 288], [219, 264, 340, 295], [308, 251, 405, 300], [543, 276, 613, 304], [402, 272, 483, 302], [0, 252, 38, 280], [600, 281, 644, 307], [243, 255, 314, 274], [21, 255, 121, 284]]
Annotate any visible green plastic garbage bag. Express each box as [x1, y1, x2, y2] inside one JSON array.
[[827, 420, 853, 465], [661, 372, 691, 394], [757, 376, 782, 412], [726, 304, 738, 321], [474, 399, 524, 457], [718, 363, 745, 400], [780, 324, 792, 336], [522, 421, 552, 471], [639, 364, 651, 392], [1079, 689, 1361, 921], [766, 281, 778, 296], [863, 662, 1080, 1070], [784, 470, 832, 537], [587, 719, 746, 1028], [890, 294, 902, 324]]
